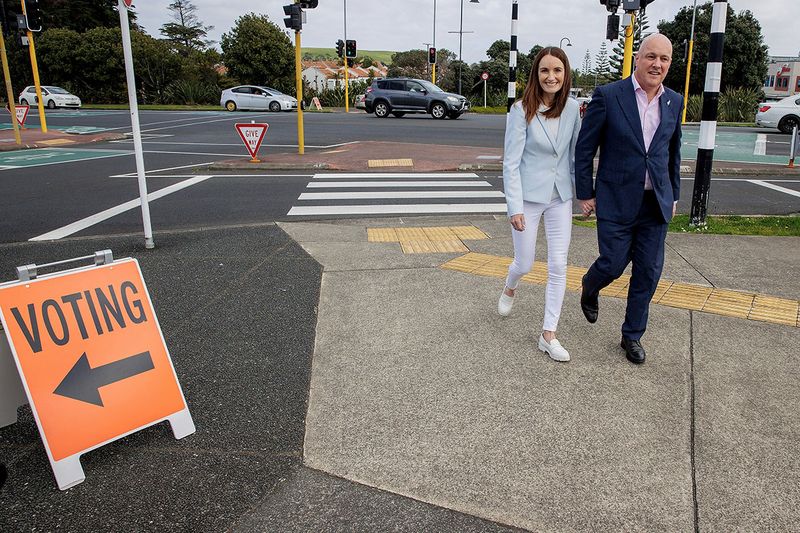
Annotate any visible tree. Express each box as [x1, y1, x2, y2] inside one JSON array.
[[593, 41, 612, 86], [160, 0, 213, 53], [387, 49, 428, 79], [581, 49, 592, 76], [220, 13, 294, 89], [658, 2, 768, 94], [0, 0, 136, 33], [609, 9, 650, 80]]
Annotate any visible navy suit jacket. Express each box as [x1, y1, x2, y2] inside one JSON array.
[[575, 78, 683, 224]]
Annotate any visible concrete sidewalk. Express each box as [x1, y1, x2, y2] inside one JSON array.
[[0, 127, 124, 150]]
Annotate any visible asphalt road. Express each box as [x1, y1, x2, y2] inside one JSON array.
[[0, 109, 798, 246]]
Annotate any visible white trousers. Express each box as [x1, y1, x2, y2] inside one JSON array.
[[505, 197, 573, 332]]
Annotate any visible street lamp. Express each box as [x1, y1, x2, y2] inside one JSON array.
[[559, 37, 572, 49], [449, 0, 479, 95]]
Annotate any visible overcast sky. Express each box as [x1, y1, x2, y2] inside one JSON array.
[[135, 0, 797, 69]]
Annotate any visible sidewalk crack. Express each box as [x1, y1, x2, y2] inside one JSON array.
[[690, 310, 700, 533], [666, 240, 715, 287]]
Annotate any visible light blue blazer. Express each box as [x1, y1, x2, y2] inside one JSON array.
[[502, 98, 582, 216]]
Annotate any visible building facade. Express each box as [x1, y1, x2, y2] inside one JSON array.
[[302, 60, 388, 92], [764, 56, 800, 100]]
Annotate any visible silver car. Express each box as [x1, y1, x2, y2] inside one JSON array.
[[221, 85, 298, 112], [756, 94, 800, 134]]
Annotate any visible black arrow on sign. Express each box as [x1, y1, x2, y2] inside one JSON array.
[[54, 351, 155, 407]]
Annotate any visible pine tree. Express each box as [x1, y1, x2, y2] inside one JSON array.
[[581, 49, 592, 76], [160, 0, 214, 53], [609, 10, 650, 80], [593, 42, 612, 87]]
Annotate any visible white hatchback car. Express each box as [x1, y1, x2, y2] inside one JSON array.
[[756, 94, 800, 134], [221, 85, 297, 112], [18, 85, 81, 109]]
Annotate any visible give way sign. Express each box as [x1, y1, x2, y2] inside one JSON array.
[[6, 104, 30, 127], [235, 123, 269, 162]]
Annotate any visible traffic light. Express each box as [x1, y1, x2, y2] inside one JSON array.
[[283, 4, 302, 32], [23, 0, 43, 32], [606, 13, 620, 40], [336, 39, 344, 58], [599, 0, 621, 11], [299, 0, 318, 7], [428, 47, 437, 65], [345, 39, 356, 59]]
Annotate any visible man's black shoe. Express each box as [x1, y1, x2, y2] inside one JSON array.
[[621, 337, 646, 364], [0, 462, 7, 490], [580, 277, 599, 323]]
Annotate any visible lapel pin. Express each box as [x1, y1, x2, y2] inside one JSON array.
[[667, 100, 671, 106]]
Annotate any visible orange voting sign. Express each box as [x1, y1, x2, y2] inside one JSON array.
[[6, 104, 30, 127], [235, 122, 269, 163], [0, 257, 194, 489]]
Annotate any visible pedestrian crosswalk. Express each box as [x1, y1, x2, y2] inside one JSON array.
[[287, 172, 507, 216]]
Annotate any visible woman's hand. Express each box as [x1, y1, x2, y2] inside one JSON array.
[[510, 214, 526, 232]]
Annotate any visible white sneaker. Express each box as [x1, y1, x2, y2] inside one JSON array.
[[538, 334, 570, 362], [498, 288, 515, 316]]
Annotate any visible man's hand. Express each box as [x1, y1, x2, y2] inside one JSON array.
[[579, 198, 596, 218], [510, 214, 526, 232]]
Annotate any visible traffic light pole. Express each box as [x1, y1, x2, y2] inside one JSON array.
[[0, 31, 22, 145], [343, 0, 349, 113], [20, 0, 46, 133], [621, 11, 636, 79], [295, 28, 304, 155], [682, 0, 698, 124]]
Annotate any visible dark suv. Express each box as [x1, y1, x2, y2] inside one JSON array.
[[364, 78, 470, 119]]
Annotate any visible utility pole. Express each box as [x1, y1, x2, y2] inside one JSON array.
[[682, 0, 698, 124]]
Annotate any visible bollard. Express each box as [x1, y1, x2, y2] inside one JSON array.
[[790, 124, 798, 168]]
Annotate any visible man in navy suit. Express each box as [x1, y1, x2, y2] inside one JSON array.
[[575, 33, 682, 364]]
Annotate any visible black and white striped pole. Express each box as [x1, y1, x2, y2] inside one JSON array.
[[690, 0, 727, 227], [507, 0, 518, 111]]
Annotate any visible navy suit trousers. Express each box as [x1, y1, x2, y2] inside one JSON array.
[[583, 191, 668, 340]]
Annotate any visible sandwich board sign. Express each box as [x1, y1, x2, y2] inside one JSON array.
[[6, 104, 30, 127], [0, 255, 195, 490], [235, 122, 269, 163]]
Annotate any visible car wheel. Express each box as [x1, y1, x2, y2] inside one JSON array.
[[778, 115, 800, 134], [47, 99, 56, 109], [269, 101, 282, 112], [392, 112, 406, 118], [374, 101, 390, 118], [431, 103, 447, 119], [225, 100, 237, 112], [20, 99, 28, 106]]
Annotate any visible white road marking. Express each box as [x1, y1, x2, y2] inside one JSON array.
[[143, 149, 250, 157], [110, 161, 220, 177], [110, 173, 314, 178], [311, 172, 480, 179], [754, 134, 767, 156], [0, 149, 131, 170], [298, 190, 505, 200], [306, 180, 492, 188], [747, 179, 800, 199], [288, 203, 507, 216], [30, 176, 213, 241], [97, 112, 266, 132]]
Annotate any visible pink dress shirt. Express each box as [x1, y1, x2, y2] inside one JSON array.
[[631, 74, 664, 190]]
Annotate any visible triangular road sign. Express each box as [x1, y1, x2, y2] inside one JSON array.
[[5, 105, 30, 127], [235, 123, 269, 161]]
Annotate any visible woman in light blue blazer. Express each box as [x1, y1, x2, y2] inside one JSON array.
[[498, 47, 581, 363]]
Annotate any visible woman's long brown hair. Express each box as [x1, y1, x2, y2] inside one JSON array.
[[520, 46, 572, 123]]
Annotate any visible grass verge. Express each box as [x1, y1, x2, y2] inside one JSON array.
[[572, 214, 800, 237], [470, 106, 507, 114]]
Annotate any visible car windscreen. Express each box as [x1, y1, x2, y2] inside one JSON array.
[[260, 87, 283, 95], [419, 81, 444, 93], [46, 87, 70, 94]]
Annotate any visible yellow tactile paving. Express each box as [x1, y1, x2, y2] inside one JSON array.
[[702, 289, 756, 319], [39, 138, 75, 146], [659, 283, 713, 311], [367, 158, 413, 167], [438, 252, 800, 328], [400, 240, 438, 254], [449, 226, 489, 240], [367, 228, 399, 242], [422, 227, 458, 241], [749, 295, 800, 326], [433, 240, 469, 253], [394, 227, 429, 241]]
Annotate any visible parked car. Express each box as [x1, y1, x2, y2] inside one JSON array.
[[355, 93, 366, 110], [18, 86, 81, 109], [221, 85, 298, 112], [364, 78, 470, 119], [756, 94, 800, 134]]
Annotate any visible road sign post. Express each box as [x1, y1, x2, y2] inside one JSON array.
[[235, 122, 269, 163], [790, 124, 798, 168], [481, 71, 489, 108], [0, 252, 195, 490]]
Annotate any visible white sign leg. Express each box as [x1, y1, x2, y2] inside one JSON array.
[[167, 408, 196, 439], [52, 455, 86, 490]]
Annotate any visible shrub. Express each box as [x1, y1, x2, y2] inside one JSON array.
[[164, 80, 219, 105]]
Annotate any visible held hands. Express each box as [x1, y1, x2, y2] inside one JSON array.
[[510, 214, 526, 232], [579, 198, 596, 218]]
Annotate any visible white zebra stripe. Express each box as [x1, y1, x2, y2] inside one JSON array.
[[698, 121, 717, 150], [509, 50, 517, 66], [288, 203, 507, 216], [510, 19, 518, 35], [508, 83, 516, 98], [704, 63, 722, 93]]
